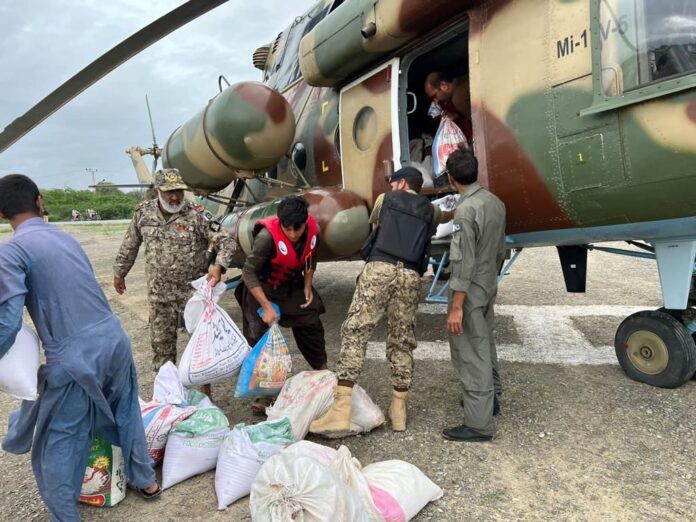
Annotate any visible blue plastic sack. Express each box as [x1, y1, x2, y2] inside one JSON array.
[[235, 306, 292, 398]]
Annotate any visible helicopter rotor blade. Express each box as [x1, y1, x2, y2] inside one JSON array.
[[145, 95, 159, 174], [145, 95, 158, 147], [0, 0, 228, 154]]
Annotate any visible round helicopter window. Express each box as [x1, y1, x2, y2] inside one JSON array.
[[353, 106, 377, 152], [291, 142, 307, 172]]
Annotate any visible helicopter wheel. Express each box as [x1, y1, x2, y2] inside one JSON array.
[[615, 310, 696, 388]]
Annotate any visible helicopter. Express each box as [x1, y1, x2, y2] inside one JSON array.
[[1, 0, 696, 389]]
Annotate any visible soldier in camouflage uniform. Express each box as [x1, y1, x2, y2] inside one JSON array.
[[113, 169, 235, 372], [311, 167, 450, 437]]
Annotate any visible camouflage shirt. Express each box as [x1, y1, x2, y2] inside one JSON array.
[[113, 199, 236, 303]]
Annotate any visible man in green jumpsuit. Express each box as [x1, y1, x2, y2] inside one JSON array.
[[443, 149, 506, 442]]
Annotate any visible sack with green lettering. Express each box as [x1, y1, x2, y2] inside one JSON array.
[[161, 406, 230, 489], [79, 435, 126, 507]]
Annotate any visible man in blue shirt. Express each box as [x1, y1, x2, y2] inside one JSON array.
[[0, 174, 159, 521]]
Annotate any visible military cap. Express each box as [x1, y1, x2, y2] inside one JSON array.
[[389, 166, 423, 184], [154, 169, 187, 191]]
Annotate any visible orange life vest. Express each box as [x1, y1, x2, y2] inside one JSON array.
[[254, 215, 318, 286]]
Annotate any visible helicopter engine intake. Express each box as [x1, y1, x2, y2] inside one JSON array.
[[162, 81, 296, 192]]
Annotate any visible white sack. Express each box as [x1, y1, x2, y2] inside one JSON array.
[[266, 371, 384, 440], [184, 276, 227, 333], [179, 299, 250, 386], [0, 324, 39, 400], [215, 423, 291, 509], [140, 400, 196, 465], [152, 362, 187, 405], [431, 194, 461, 239], [329, 446, 383, 521], [250, 453, 370, 522], [161, 428, 228, 489], [362, 460, 443, 522]]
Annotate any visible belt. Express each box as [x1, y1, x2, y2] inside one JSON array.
[[369, 256, 419, 272]]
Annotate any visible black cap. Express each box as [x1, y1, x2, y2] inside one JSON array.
[[389, 166, 423, 184]]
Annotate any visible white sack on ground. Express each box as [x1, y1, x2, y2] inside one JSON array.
[[0, 323, 39, 400], [266, 371, 384, 440], [152, 361, 187, 405], [215, 418, 294, 509], [250, 453, 370, 522], [161, 406, 230, 489], [329, 446, 384, 521], [362, 460, 443, 522]]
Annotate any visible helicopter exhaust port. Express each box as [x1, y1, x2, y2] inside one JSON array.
[[162, 81, 296, 192]]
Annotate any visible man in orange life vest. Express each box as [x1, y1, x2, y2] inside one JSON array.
[[234, 196, 328, 411]]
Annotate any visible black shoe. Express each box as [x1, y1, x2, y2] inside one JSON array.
[[459, 396, 501, 416], [442, 424, 493, 442]]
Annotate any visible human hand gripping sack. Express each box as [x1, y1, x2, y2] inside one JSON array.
[[207, 264, 223, 286]]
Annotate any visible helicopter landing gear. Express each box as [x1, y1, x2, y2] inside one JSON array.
[[615, 310, 696, 388]]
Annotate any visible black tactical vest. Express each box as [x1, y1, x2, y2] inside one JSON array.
[[368, 190, 436, 275]]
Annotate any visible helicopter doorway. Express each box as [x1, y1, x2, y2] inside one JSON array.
[[339, 58, 401, 206], [399, 26, 470, 189]]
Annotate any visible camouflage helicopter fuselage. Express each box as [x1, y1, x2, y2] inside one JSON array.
[[164, 0, 696, 296], [159, 0, 696, 387]]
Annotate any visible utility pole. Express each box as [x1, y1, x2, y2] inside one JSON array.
[[86, 168, 97, 190]]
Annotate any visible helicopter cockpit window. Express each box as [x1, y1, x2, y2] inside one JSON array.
[[269, 3, 332, 91], [600, 0, 696, 95]]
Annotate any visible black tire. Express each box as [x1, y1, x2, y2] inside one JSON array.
[[615, 310, 696, 388]]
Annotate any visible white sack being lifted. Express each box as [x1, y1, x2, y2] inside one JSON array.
[[0, 323, 39, 400], [179, 282, 250, 386], [183, 275, 227, 333]]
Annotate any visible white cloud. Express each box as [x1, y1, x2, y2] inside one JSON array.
[[0, 0, 313, 188]]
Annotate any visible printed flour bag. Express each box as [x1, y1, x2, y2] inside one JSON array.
[[179, 285, 250, 386], [79, 435, 126, 507], [235, 323, 292, 398], [0, 323, 39, 400], [162, 407, 230, 489], [432, 115, 467, 176], [140, 400, 196, 465]]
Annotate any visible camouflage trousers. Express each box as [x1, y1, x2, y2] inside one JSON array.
[[336, 261, 421, 390], [148, 300, 185, 372]]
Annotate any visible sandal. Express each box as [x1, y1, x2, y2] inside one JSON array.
[[136, 484, 162, 500]]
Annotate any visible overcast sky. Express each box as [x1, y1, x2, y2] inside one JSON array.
[[0, 0, 313, 189]]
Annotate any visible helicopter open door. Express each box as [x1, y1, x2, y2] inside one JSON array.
[[339, 59, 401, 207]]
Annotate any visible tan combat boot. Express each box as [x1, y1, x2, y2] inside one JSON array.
[[309, 385, 353, 436], [388, 390, 408, 432]]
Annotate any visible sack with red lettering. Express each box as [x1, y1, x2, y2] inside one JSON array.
[[140, 400, 196, 465], [432, 116, 467, 176], [179, 285, 250, 386]]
